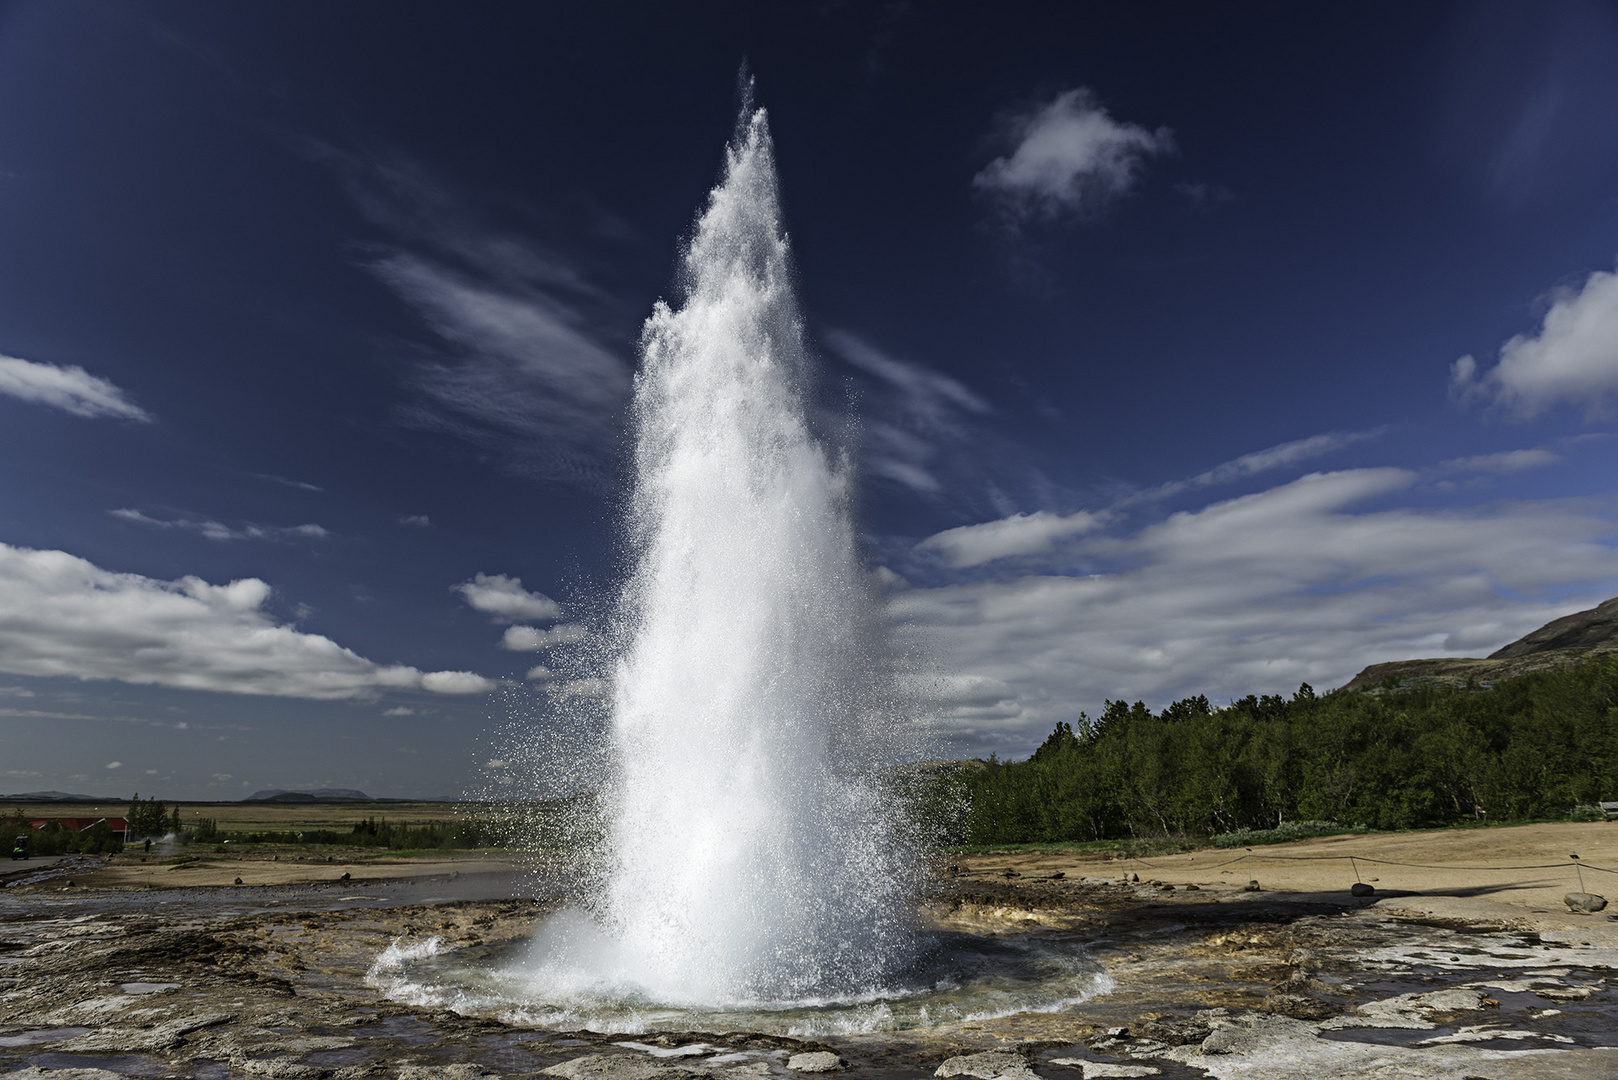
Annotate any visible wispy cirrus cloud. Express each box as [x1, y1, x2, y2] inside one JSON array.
[[310, 144, 633, 486], [0, 354, 151, 421], [975, 88, 1173, 225], [823, 330, 991, 494], [1451, 265, 1618, 417], [109, 509, 328, 543], [0, 542, 495, 700]]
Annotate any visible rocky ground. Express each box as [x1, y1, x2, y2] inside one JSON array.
[[1, 824, 1615, 1080]]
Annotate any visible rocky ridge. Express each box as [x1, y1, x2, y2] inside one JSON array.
[[1341, 594, 1618, 691]]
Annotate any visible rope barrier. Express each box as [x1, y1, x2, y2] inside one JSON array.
[[1112, 850, 1618, 876]]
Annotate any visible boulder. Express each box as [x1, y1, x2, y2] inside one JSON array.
[[934, 1050, 1039, 1080], [1350, 882, 1375, 897], [786, 1053, 845, 1073], [1564, 891, 1607, 913]]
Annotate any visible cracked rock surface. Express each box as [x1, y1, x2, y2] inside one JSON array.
[[2, 850, 1616, 1080]]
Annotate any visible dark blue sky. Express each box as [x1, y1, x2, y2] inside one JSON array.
[[3, 1, 1617, 798]]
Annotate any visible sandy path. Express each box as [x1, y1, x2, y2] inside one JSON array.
[[958, 821, 1618, 929]]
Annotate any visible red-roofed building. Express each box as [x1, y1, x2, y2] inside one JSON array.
[[26, 817, 128, 841]]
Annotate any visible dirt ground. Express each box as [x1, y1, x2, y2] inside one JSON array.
[[2, 822, 1615, 1080], [953, 821, 1618, 937]]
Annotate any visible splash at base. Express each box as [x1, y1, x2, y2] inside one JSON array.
[[369, 919, 1114, 1037]]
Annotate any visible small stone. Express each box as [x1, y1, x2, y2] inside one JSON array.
[[1564, 891, 1607, 913], [1184, 883, 1199, 891], [340, 871, 351, 881], [1350, 882, 1375, 897], [934, 1050, 1038, 1080], [234, 877, 243, 885], [1130, 873, 1139, 882], [1104, 1026, 1129, 1038], [1002, 868, 1019, 878], [786, 1052, 845, 1073], [1243, 880, 1261, 891], [1199, 1028, 1254, 1055], [1046, 871, 1065, 880]]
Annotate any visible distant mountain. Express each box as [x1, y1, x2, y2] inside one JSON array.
[[0, 791, 107, 802], [243, 788, 372, 802], [1343, 596, 1618, 692]]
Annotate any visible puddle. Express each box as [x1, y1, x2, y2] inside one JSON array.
[[0, 1027, 92, 1047], [28, 1052, 172, 1075]]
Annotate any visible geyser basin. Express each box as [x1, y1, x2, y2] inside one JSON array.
[[368, 917, 1114, 1036]]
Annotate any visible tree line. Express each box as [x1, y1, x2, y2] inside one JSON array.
[[956, 654, 1618, 845]]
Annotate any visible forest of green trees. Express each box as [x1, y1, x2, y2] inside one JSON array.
[[958, 654, 1618, 845]]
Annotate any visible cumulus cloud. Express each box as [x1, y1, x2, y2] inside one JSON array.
[[1451, 266, 1618, 417], [109, 509, 328, 543], [897, 468, 1618, 758], [0, 354, 152, 421], [524, 665, 552, 681], [500, 623, 586, 652], [455, 572, 561, 624], [105, 761, 122, 769], [399, 515, 431, 527], [824, 330, 991, 494], [975, 88, 1173, 223], [0, 542, 495, 699]]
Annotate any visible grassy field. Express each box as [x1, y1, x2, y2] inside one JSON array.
[[6, 800, 483, 833]]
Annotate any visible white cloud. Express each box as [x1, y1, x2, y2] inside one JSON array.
[[918, 510, 1108, 568], [454, 572, 561, 624], [0, 542, 496, 699], [105, 761, 122, 769], [524, 665, 553, 681], [109, 509, 328, 543], [1451, 266, 1618, 416], [1439, 447, 1560, 473], [500, 623, 586, 652], [382, 706, 415, 716], [1124, 429, 1385, 506], [894, 468, 1618, 758], [399, 514, 431, 527], [975, 88, 1173, 222], [0, 354, 152, 421]]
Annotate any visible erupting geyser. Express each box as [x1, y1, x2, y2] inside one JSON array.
[[600, 105, 914, 1004], [370, 101, 1112, 1033]]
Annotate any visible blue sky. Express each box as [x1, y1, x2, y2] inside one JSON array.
[[2, 2, 1617, 799]]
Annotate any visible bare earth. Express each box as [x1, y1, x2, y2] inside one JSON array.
[[2, 822, 1614, 1080]]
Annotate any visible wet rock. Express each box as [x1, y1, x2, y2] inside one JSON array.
[[398, 1066, 496, 1080], [58, 1011, 236, 1052], [1137, 1016, 1213, 1046], [543, 1054, 702, 1080], [785, 1051, 845, 1072], [1563, 891, 1606, 913], [1050, 1064, 1160, 1078], [235, 1056, 329, 1078], [1260, 992, 1335, 1020], [1198, 1028, 1246, 1055], [1349, 882, 1374, 897], [934, 1050, 1039, 1080], [1286, 947, 1321, 971], [2, 1069, 126, 1080]]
